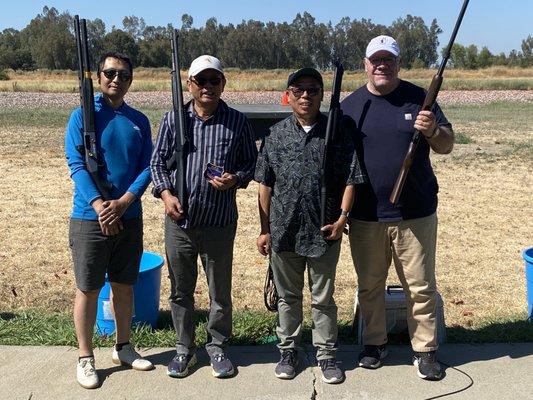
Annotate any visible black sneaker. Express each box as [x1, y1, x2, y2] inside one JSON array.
[[318, 358, 345, 384], [167, 353, 197, 378], [275, 350, 298, 379], [210, 353, 234, 378], [413, 351, 443, 381], [358, 345, 388, 369]]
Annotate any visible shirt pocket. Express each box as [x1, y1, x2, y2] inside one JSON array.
[[396, 106, 419, 136]]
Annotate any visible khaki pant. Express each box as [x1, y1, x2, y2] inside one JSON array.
[[349, 213, 439, 352], [270, 240, 341, 360]]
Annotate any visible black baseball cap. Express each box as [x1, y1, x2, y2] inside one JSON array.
[[287, 67, 323, 88]]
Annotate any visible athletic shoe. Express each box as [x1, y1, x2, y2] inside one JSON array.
[[358, 344, 388, 369], [413, 351, 443, 380], [167, 353, 197, 378], [275, 350, 298, 379], [76, 356, 99, 389], [210, 353, 235, 378], [112, 343, 154, 371], [318, 358, 345, 384]]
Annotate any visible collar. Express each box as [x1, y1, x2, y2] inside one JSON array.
[[94, 93, 127, 112]]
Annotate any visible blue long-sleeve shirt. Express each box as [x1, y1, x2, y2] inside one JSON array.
[[65, 94, 153, 220]]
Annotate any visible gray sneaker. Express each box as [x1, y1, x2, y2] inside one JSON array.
[[358, 345, 388, 369], [275, 350, 298, 379], [210, 353, 234, 378], [318, 358, 345, 384], [413, 351, 443, 381], [167, 353, 197, 378]]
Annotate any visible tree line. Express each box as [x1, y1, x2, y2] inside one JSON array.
[[0, 6, 531, 73]]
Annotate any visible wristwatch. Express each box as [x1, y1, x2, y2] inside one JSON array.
[[340, 209, 349, 217]]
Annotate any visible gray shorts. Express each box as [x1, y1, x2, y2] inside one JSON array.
[[69, 218, 143, 291]]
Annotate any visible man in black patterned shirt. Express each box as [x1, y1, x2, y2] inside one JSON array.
[[255, 68, 365, 384], [150, 55, 257, 379]]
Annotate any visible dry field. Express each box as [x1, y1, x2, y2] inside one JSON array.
[[1, 66, 533, 92], [0, 90, 531, 331]]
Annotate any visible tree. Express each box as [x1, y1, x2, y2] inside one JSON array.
[[392, 15, 440, 68], [122, 16, 146, 42], [465, 44, 478, 69], [20, 6, 76, 69], [86, 18, 106, 64], [448, 43, 466, 68], [103, 29, 139, 64], [0, 28, 33, 70], [138, 25, 171, 67], [477, 46, 492, 69], [521, 35, 532, 67]]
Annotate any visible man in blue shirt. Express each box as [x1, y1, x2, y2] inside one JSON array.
[[65, 51, 153, 389], [151, 55, 257, 379], [341, 36, 454, 381]]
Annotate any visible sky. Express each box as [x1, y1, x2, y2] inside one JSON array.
[[1, 0, 531, 55]]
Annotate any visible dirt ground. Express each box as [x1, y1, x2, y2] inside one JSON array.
[[0, 92, 531, 329]]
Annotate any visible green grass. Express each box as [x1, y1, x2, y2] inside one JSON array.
[[1, 310, 531, 347], [442, 101, 533, 125]]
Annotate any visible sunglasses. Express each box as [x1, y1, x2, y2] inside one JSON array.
[[288, 86, 322, 98], [368, 56, 397, 66], [191, 76, 223, 87], [101, 68, 132, 82]]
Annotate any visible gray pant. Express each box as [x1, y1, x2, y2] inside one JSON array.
[[165, 216, 236, 356], [270, 240, 341, 360]]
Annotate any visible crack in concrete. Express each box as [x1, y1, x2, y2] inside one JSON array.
[[304, 348, 318, 400]]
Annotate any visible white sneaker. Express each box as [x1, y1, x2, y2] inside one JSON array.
[[112, 343, 154, 371], [76, 357, 99, 389]]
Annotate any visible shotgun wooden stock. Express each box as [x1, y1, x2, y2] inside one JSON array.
[[389, 0, 469, 205]]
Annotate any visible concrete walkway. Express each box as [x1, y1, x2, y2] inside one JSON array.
[[1, 343, 531, 399]]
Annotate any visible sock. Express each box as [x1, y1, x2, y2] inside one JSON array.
[[115, 341, 130, 351], [79, 355, 93, 361]]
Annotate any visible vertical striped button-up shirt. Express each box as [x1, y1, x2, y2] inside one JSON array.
[[151, 100, 258, 228]]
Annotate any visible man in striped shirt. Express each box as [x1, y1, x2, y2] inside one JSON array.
[[150, 55, 257, 379]]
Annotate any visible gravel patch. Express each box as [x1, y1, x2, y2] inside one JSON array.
[[1, 90, 532, 109]]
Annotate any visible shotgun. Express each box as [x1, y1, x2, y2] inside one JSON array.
[[320, 60, 344, 229], [165, 28, 189, 214], [74, 15, 112, 200], [389, 0, 470, 205]]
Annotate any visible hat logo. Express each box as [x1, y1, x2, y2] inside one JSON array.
[[381, 38, 386, 44]]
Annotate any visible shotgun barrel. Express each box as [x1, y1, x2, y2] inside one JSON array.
[[320, 61, 344, 229], [166, 28, 189, 213], [389, 0, 470, 205], [74, 15, 112, 200]]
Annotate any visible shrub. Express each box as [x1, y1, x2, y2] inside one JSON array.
[[0, 69, 9, 80]]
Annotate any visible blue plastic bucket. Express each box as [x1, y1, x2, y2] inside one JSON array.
[[96, 251, 164, 335], [523, 247, 533, 321]]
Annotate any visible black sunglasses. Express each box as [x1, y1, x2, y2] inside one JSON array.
[[101, 68, 132, 82], [288, 86, 322, 98], [191, 76, 222, 87]]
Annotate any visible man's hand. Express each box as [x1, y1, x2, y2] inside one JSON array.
[[209, 172, 238, 191], [99, 199, 128, 225], [414, 110, 437, 138], [320, 216, 348, 241], [91, 198, 122, 236], [99, 219, 122, 236], [161, 190, 185, 221], [257, 233, 271, 256]]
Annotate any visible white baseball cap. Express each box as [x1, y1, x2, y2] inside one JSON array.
[[187, 55, 224, 78], [365, 35, 400, 58]]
